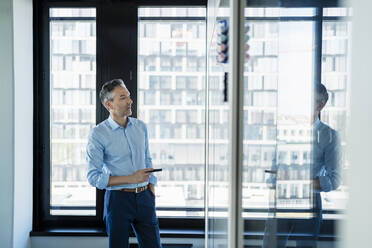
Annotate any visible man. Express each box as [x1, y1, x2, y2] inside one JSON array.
[[86, 79, 161, 248], [263, 83, 341, 248]]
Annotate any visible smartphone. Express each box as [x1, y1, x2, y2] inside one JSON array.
[[146, 168, 162, 173]]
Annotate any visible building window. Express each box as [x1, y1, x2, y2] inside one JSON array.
[[138, 7, 206, 217], [49, 8, 96, 216]]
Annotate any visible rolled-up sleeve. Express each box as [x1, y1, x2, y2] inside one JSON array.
[[319, 130, 341, 192], [86, 130, 110, 190], [144, 124, 157, 186]]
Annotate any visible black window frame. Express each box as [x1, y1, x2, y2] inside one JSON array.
[[32, 0, 349, 240], [33, 0, 208, 234]]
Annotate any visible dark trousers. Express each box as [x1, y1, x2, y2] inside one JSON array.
[[262, 194, 322, 248], [104, 189, 162, 248], [262, 216, 321, 248]]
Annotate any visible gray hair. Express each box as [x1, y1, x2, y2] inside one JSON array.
[[99, 78, 126, 109], [315, 83, 329, 105]]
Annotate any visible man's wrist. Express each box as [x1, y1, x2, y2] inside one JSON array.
[[122, 174, 135, 184], [129, 174, 138, 184]]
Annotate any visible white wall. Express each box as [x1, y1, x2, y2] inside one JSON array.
[[13, 0, 33, 246], [0, 0, 15, 247], [0, 0, 33, 247], [344, 0, 372, 247]]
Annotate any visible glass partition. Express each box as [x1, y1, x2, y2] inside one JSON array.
[[242, 5, 351, 248], [205, 3, 350, 247], [321, 13, 351, 214], [206, 1, 230, 247]]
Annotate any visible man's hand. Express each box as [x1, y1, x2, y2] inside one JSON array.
[[131, 168, 153, 184], [148, 183, 155, 196], [313, 178, 321, 191]]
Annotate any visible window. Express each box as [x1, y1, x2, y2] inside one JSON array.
[[138, 7, 206, 218], [241, 10, 351, 239], [49, 8, 96, 216], [34, 1, 348, 238], [321, 12, 352, 211], [35, 0, 208, 235]]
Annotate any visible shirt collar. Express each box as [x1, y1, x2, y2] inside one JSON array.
[[313, 118, 321, 130], [107, 116, 132, 130]]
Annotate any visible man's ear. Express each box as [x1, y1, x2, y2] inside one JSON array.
[[104, 100, 112, 111], [317, 102, 326, 112]]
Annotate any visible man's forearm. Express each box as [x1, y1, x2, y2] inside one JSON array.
[[107, 175, 135, 187], [106, 168, 153, 187]]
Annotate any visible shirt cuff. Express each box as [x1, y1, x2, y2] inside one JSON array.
[[96, 171, 110, 190], [149, 174, 157, 186]]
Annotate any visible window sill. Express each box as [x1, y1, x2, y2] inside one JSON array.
[[30, 228, 335, 241], [30, 228, 204, 238], [30, 228, 107, 237]]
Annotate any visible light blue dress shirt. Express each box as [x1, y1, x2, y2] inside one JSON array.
[[86, 116, 157, 190], [313, 119, 341, 192], [266, 119, 341, 193]]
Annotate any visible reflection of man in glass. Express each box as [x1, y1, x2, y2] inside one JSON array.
[[263, 83, 341, 248], [86, 79, 161, 248]]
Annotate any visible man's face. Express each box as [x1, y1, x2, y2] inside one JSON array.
[[107, 85, 133, 117], [314, 95, 326, 114]]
